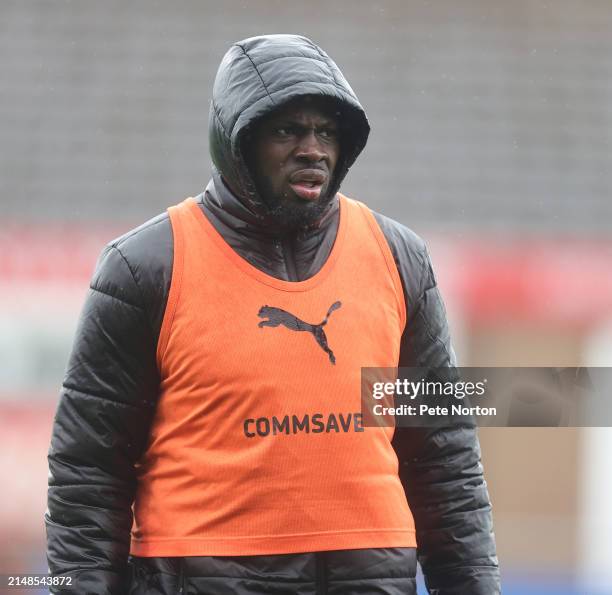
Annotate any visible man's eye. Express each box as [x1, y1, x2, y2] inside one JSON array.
[[319, 128, 338, 139], [275, 127, 294, 136]]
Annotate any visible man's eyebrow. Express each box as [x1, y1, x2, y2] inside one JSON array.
[[318, 119, 339, 128], [270, 117, 338, 128]]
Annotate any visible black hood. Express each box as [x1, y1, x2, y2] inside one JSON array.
[[208, 34, 370, 224]]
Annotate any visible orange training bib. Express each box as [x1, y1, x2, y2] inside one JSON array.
[[130, 194, 416, 556]]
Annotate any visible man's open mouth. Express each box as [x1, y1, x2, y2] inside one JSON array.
[[289, 169, 327, 201]]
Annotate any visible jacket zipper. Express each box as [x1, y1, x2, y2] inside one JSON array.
[[178, 559, 185, 594], [315, 552, 327, 595], [279, 236, 298, 281]]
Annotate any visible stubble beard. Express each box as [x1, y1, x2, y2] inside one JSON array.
[[258, 179, 336, 231]]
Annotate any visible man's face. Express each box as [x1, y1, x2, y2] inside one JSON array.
[[245, 96, 341, 229]]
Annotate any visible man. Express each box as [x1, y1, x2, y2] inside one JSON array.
[[46, 34, 500, 594]]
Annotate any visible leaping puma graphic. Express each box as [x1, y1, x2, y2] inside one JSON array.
[[257, 301, 342, 365]]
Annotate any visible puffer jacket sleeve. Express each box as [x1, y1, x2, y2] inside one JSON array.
[[372, 211, 501, 594], [45, 237, 163, 594]]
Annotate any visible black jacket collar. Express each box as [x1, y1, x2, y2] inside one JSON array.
[[198, 170, 339, 281]]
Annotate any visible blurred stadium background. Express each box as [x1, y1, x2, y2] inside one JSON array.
[[1, 1, 611, 593]]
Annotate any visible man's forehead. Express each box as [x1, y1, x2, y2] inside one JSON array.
[[265, 96, 341, 125]]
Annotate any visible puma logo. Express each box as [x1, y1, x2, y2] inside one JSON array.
[[257, 301, 342, 365]]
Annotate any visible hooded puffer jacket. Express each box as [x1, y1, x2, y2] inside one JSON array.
[[46, 34, 500, 594]]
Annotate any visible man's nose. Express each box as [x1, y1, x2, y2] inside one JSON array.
[[294, 131, 326, 162]]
